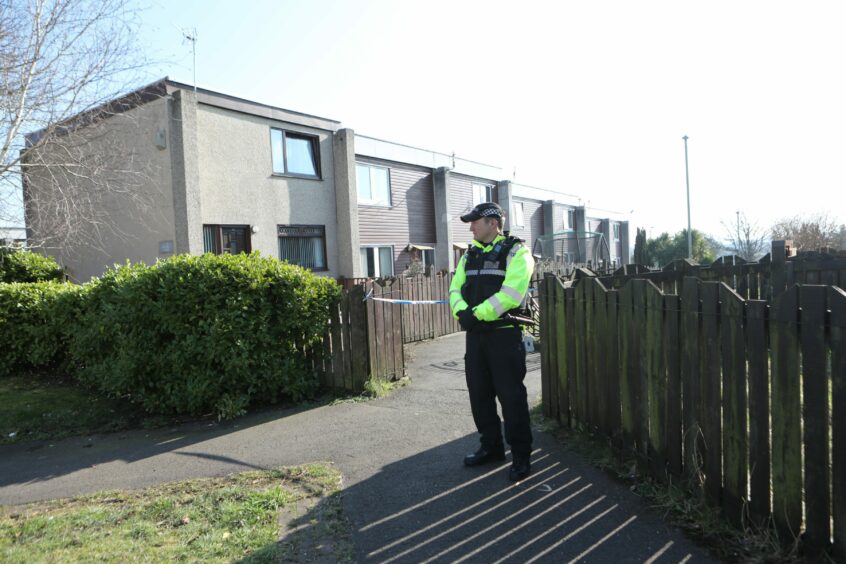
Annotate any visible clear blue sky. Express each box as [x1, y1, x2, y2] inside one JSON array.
[[135, 0, 845, 241]]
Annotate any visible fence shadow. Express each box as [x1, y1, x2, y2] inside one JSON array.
[[272, 435, 710, 563]]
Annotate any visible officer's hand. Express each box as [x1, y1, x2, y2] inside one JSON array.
[[458, 308, 478, 332]]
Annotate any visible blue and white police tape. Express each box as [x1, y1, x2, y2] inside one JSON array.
[[362, 288, 447, 304], [362, 287, 535, 304]]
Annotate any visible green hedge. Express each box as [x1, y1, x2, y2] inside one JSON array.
[[0, 248, 64, 283], [0, 282, 85, 377], [70, 253, 341, 419], [1, 253, 341, 419]]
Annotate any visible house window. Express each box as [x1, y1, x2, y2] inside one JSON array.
[[512, 202, 525, 227], [613, 223, 620, 240], [566, 209, 575, 230], [360, 246, 394, 278], [270, 128, 320, 178], [472, 183, 494, 206], [203, 225, 251, 254], [278, 225, 327, 270], [356, 163, 391, 206], [421, 249, 434, 269], [407, 245, 435, 271]]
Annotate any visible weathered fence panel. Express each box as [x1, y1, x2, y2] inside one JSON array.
[[831, 286, 846, 560], [540, 271, 841, 556], [720, 284, 746, 527], [800, 285, 829, 552], [746, 299, 770, 526], [771, 286, 802, 541]]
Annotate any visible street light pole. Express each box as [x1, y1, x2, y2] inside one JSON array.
[[736, 209, 741, 257], [683, 135, 692, 259]]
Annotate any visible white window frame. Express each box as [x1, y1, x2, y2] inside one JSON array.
[[360, 245, 395, 278], [512, 202, 525, 228], [472, 183, 494, 206], [613, 223, 621, 241], [356, 163, 392, 206], [566, 209, 575, 230]]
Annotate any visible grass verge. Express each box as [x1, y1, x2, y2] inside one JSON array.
[[330, 376, 410, 404], [0, 375, 172, 445], [0, 464, 352, 563], [1, 373, 393, 446], [530, 402, 808, 564]]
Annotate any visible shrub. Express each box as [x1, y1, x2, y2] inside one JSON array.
[[0, 282, 85, 377], [0, 248, 64, 283], [70, 253, 341, 419]]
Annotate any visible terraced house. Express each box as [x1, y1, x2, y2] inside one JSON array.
[[23, 78, 629, 283]]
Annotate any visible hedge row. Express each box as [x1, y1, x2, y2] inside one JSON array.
[[0, 248, 64, 283], [0, 253, 341, 419]]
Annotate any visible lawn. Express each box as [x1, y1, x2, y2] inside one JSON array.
[[0, 464, 351, 562], [0, 376, 171, 445]]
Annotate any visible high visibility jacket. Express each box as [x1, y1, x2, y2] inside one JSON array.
[[449, 234, 534, 324]]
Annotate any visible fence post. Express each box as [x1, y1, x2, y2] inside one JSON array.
[[746, 300, 771, 526], [771, 285, 802, 542], [800, 285, 830, 554], [771, 240, 787, 300], [681, 277, 701, 487], [830, 286, 846, 560], [721, 284, 748, 528], [646, 281, 667, 482], [664, 293, 682, 479], [348, 285, 370, 391], [554, 277, 570, 427], [700, 282, 721, 507]]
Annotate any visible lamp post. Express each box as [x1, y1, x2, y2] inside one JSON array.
[[683, 135, 692, 259], [736, 209, 741, 257]]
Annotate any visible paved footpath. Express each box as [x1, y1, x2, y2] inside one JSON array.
[[0, 333, 720, 563]]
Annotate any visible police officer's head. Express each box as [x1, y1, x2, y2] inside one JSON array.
[[461, 202, 504, 244]]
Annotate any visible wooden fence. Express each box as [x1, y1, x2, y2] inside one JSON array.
[[597, 241, 846, 300], [309, 284, 405, 391], [539, 273, 845, 557]]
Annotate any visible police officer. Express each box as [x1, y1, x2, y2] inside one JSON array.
[[449, 202, 535, 482]]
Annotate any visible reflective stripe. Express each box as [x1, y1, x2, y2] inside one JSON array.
[[501, 285, 524, 302], [449, 289, 462, 295], [506, 243, 523, 267], [465, 269, 479, 276], [489, 295, 507, 316], [478, 269, 506, 276]]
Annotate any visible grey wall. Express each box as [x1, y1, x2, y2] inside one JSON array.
[[194, 102, 340, 277], [25, 96, 177, 283]]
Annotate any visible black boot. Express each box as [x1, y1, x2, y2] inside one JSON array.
[[463, 446, 506, 467], [509, 454, 531, 482]]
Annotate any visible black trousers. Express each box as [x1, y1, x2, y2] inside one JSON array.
[[465, 327, 533, 457]]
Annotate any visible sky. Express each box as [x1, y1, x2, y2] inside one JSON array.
[[96, 1, 846, 241]]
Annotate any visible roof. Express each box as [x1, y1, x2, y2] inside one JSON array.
[[25, 77, 342, 144]]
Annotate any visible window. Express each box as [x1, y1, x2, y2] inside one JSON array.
[[421, 249, 434, 269], [472, 183, 494, 206], [566, 209, 575, 230], [356, 163, 391, 206], [613, 223, 620, 240], [203, 225, 251, 254], [512, 202, 525, 227], [271, 129, 320, 178], [360, 246, 394, 278], [278, 225, 327, 270]]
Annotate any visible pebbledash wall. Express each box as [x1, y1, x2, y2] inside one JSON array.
[[23, 79, 630, 283]]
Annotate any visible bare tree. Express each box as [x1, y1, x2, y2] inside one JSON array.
[[721, 211, 769, 262], [771, 212, 844, 252], [1, 0, 153, 253]]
